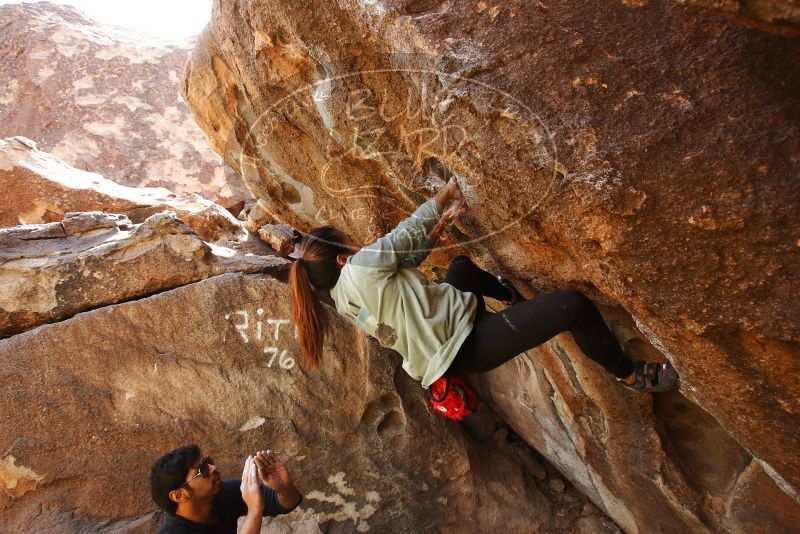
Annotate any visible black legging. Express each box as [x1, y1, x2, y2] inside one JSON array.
[[445, 256, 634, 379]]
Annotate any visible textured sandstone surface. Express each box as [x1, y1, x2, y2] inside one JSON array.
[[473, 318, 800, 533], [258, 223, 300, 256], [0, 2, 247, 207], [0, 211, 285, 338], [676, 0, 800, 36], [0, 136, 246, 242], [0, 274, 618, 533], [182, 0, 800, 531]]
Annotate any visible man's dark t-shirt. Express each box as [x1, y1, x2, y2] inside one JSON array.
[[156, 480, 300, 534]]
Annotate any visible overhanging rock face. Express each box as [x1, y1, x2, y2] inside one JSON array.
[[182, 0, 800, 531], [0, 274, 609, 533]]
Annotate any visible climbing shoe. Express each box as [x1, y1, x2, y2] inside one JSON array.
[[618, 361, 678, 393], [496, 275, 524, 305]]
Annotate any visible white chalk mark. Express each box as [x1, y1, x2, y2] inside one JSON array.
[[268, 319, 290, 340], [223, 310, 298, 370], [232, 310, 249, 342], [238, 416, 266, 432], [281, 351, 296, 369], [263, 348, 296, 369], [264, 347, 279, 367]]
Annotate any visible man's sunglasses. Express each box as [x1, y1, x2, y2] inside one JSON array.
[[180, 456, 214, 489]]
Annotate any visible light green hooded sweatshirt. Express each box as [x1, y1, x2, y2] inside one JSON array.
[[330, 198, 478, 387]]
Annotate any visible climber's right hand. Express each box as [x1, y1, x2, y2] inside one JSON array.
[[446, 176, 464, 204], [434, 175, 465, 215], [441, 197, 467, 224]]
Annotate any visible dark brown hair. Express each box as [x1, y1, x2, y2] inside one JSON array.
[[289, 226, 351, 367], [149, 444, 201, 514]]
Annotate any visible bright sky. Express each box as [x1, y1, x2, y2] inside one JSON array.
[[0, 0, 214, 40]]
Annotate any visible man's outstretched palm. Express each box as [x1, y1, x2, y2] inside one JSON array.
[[254, 450, 292, 491]]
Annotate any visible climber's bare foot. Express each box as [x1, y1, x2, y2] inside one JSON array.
[[618, 361, 678, 392]]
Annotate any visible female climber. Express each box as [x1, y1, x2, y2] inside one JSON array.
[[288, 177, 677, 394]]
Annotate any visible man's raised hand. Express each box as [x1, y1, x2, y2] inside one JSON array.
[[240, 456, 264, 513], [254, 450, 293, 492]]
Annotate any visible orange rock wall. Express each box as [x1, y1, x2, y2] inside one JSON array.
[[182, 1, 800, 531]]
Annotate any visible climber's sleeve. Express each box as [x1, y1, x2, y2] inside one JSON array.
[[349, 198, 442, 272], [261, 485, 302, 516], [397, 234, 436, 269]]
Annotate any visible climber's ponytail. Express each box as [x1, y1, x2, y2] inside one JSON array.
[[290, 259, 328, 368], [289, 226, 351, 368]]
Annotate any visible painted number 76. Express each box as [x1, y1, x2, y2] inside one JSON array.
[[263, 347, 296, 369]]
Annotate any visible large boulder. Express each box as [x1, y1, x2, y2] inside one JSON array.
[[182, 0, 800, 531], [473, 320, 800, 533], [0, 2, 247, 207], [0, 210, 286, 338], [0, 136, 246, 242], [0, 273, 617, 533]]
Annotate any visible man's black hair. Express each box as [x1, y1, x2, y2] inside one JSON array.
[[149, 444, 201, 514]]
